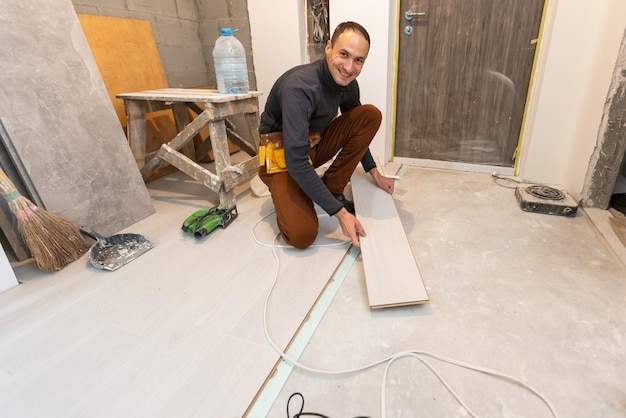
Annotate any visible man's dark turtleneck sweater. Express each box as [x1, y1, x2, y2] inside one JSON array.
[[259, 58, 376, 216]]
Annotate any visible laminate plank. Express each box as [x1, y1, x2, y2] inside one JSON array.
[[0, 319, 147, 417], [229, 229, 350, 347], [137, 337, 277, 418], [0, 293, 62, 350], [351, 168, 429, 308]]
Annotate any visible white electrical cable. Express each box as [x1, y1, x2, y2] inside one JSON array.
[[252, 213, 559, 418], [251, 210, 350, 249], [381, 352, 479, 418]]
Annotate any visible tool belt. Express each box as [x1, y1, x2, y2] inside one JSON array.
[[259, 132, 321, 174]]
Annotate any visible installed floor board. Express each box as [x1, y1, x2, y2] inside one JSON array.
[[0, 157, 349, 418]]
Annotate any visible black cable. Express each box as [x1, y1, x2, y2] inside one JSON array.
[[286, 392, 329, 418], [286, 392, 371, 418]]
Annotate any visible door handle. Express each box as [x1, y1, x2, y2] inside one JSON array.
[[405, 10, 426, 21]]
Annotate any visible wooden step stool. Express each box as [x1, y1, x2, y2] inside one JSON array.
[[117, 88, 262, 209]]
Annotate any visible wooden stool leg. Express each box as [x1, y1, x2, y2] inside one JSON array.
[[140, 110, 211, 180], [208, 119, 235, 208], [126, 100, 147, 168]]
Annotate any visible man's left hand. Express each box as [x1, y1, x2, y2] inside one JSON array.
[[370, 166, 395, 194]]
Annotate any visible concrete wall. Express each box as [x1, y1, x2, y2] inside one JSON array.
[[196, 0, 256, 90], [71, 0, 256, 90]]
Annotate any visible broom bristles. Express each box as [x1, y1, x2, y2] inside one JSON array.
[[1, 169, 87, 272], [18, 205, 87, 272]]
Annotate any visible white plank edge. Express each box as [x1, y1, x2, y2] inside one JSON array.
[[351, 167, 429, 308]]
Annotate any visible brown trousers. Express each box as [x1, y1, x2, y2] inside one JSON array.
[[259, 104, 382, 249]]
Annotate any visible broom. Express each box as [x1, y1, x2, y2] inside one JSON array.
[[0, 167, 87, 272]]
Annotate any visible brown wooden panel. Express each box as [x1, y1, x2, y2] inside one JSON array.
[[77, 15, 168, 122], [77, 14, 179, 161], [395, 0, 545, 166]]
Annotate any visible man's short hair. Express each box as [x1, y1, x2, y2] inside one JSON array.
[[330, 21, 370, 47]]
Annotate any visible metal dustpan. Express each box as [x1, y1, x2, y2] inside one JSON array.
[[80, 227, 154, 271]]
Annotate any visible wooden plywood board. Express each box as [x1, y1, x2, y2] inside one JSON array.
[[351, 168, 429, 308], [77, 14, 179, 161], [77, 15, 168, 124]]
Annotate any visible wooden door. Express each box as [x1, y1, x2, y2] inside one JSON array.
[[394, 0, 545, 167]]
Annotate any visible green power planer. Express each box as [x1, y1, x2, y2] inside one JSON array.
[[181, 205, 238, 238]]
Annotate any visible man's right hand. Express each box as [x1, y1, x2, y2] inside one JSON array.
[[335, 208, 366, 246]]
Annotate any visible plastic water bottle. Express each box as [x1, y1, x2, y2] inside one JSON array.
[[213, 28, 249, 94]]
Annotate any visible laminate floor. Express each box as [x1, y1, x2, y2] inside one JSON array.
[[0, 159, 350, 418], [2, 162, 626, 418]]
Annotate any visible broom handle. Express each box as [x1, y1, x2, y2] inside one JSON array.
[[0, 166, 19, 196], [0, 120, 45, 207], [79, 226, 106, 241], [0, 167, 33, 217]]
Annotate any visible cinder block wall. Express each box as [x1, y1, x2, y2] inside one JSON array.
[[71, 0, 256, 90]]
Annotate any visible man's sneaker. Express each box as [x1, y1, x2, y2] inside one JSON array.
[[333, 193, 355, 215]]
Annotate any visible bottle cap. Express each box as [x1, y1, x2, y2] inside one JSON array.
[[220, 28, 239, 36]]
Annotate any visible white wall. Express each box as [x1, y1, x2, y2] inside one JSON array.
[[249, 1, 626, 198], [247, 1, 304, 114], [517, 0, 626, 198], [1, 244, 18, 294], [563, 0, 626, 197], [329, 1, 397, 164]]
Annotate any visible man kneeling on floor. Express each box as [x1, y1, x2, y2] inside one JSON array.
[[258, 21, 395, 249]]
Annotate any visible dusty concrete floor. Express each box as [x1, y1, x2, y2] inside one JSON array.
[[266, 167, 626, 418]]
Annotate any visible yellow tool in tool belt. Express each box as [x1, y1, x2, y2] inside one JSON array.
[[259, 132, 320, 174], [259, 132, 287, 174], [262, 141, 287, 174]]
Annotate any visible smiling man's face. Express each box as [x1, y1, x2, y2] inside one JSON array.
[[325, 30, 369, 87]]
